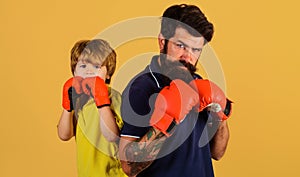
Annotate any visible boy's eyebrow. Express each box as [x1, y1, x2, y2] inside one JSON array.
[[79, 60, 87, 64], [78, 55, 88, 62]]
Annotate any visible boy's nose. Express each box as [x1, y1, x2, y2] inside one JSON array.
[[86, 64, 94, 71]]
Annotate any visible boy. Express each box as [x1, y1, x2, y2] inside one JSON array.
[[57, 39, 127, 177]]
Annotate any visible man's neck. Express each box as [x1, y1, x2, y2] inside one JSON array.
[[157, 55, 162, 67]]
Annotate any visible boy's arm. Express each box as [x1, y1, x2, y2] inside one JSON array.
[[57, 76, 83, 141], [57, 110, 74, 141], [81, 77, 120, 142], [98, 106, 120, 142]]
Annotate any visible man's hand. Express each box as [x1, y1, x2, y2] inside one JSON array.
[[150, 79, 199, 136], [189, 79, 232, 121], [81, 76, 111, 108], [62, 76, 83, 112]]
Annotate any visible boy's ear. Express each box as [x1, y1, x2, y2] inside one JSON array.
[[105, 74, 111, 84], [105, 76, 111, 84], [158, 33, 165, 51]]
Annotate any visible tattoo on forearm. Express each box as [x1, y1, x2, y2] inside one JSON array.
[[125, 128, 166, 176]]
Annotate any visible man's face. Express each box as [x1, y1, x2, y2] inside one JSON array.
[[159, 27, 205, 81], [164, 27, 205, 67]]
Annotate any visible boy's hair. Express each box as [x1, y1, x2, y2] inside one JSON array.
[[70, 39, 117, 83], [160, 4, 214, 43]]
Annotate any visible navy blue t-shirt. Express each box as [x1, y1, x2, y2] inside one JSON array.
[[121, 56, 215, 177]]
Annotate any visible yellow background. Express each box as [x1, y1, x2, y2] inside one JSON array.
[[1, 0, 300, 176]]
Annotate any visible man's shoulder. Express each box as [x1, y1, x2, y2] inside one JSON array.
[[193, 73, 203, 79], [123, 67, 159, 95]]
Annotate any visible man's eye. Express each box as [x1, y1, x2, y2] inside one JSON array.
[[192, 48, 202, 53], [176, 43, 185, 49]]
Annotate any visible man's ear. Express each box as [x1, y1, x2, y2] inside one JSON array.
[[158, 33, 165, 51]]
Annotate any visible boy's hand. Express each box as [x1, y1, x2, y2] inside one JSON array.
[[81, 76, 111, 108], [62, 76, 83, 112]]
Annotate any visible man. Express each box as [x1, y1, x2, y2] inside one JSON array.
[[119, 4, 232, 177]]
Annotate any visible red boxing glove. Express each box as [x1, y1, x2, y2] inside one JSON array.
[[81, 76, 110, 108], [189, 79, 232, 121], [62, 76, 83, 112], [150, 79, 199, 136]]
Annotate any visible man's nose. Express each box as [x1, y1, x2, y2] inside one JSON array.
[[181, 49, 192, 63]]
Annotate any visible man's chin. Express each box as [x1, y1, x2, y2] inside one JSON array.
[[177, 65, 189, 71], [163, 67, 194, 83]]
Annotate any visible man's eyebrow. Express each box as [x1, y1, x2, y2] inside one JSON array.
[[177, 39, 202, 51], [177, 40, 188, 46]]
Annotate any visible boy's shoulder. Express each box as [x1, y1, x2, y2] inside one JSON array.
[[108, 87, 124, 129], [108, 86, 122, 113], [108, 87, 121, 100]]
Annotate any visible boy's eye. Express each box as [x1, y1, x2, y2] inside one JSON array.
[[79, 64, 86, 68], [94, 65, 101, 69]]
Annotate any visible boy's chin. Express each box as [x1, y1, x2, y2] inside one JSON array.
[[80, 74, 99, 79]]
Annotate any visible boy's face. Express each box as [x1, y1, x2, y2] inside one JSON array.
[[74, 60, 107, 80]]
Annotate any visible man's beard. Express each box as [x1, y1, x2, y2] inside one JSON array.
[[160, 46, 197, 84]]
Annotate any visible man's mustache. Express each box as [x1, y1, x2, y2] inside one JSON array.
[[178, 60, 197, 73]]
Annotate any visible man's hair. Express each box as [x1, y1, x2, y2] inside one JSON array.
[[160, 4, 214, 43], [70, 39, 117, 83]]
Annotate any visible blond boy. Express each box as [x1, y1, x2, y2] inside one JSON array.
[[57, 39, 126, 177]]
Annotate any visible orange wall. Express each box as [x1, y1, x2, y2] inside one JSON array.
[[1, 0, 300, 176]]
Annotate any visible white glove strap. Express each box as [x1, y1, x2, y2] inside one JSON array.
[[207, 103, 222, 112]]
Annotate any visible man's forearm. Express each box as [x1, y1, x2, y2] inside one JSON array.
[[123, 127, 166, 176], [210, 121, 229, 160]]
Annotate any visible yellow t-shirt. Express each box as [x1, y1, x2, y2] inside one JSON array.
[[75, 88, 127, 177]]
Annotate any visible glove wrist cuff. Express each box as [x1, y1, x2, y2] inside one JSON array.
[[97, 104, 111, 109], [94, 96, 111, 108], [152, 114, 176, 137]]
